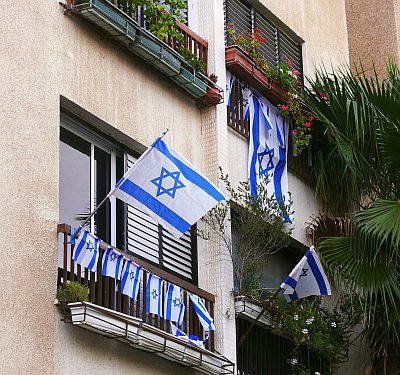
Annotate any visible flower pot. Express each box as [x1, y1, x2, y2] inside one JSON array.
[[201, 87, 223, 106]]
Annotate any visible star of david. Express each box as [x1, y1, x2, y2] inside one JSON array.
[[243, 98, 249, 108], [173, 297, 182, 307], [257, 144, 274, 176], [129, 271, 136, 281], [151, 289, 158, 299], [109, 251, 117, 262], [86, 240, 94, 252], [151, 167, 185, 199], [300, 268, 309, 278]]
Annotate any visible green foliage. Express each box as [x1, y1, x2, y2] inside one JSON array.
[[303, 61, 400, 373], [271, 295, 361, 374], [200, 169, 292, 296], [56, 282, 89, 305], [118, 0, 186, 42], [177, 47, 205, 72]]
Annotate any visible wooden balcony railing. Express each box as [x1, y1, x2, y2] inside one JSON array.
[[95, 1, 208, 74], [57, 223, 215, 351]]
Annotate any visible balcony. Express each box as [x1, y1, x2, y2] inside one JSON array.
[[64, 0, 223, 106], [225, 45, 287, 107], [57, 223, 234, 375]]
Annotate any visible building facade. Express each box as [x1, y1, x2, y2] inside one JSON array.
[[0, 0, 350, 374]]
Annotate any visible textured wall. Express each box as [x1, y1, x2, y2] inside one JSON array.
[[346, 0, 400, 78], [0, 0, 205, 374], [259, 0, 350, 77]]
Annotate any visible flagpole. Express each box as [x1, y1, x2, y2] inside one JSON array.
[[237, 287, 282, 349], [71, 128, 169, 241]]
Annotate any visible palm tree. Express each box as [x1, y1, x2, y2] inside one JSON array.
[[302, 62, 400, 374]]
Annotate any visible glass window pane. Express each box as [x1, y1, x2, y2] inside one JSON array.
[[59, 127, 91, 230]]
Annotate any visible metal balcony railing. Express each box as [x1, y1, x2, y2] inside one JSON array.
[[57, 223, 215, 351]]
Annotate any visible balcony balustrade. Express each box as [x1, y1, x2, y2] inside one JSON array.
[[57, 223, 215, 351]]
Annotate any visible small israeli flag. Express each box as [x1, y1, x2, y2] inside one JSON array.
[[101, 246, 123, 279], [72, 230, 99, 272], [280, 246, 331, 301], [146, 273, 163, 317], [121, 260, 142, 300], [189, 293, 215, 331], [170, 323, 206, 349], [226, 70, 234, 107], [112, 137, 228, 238], [165, 283, 185, 324]]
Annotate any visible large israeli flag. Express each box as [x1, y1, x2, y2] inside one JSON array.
[[121, 260, 142, 300], [281, 246, 331, 301], [72, 230, 99, 272], [112, 138, 227, 238], [165, 283, 185, 324], [101, 246, 124, 279], [248, 92, 291, 222], [146, 273, 163, 317], [189, 293, 215, 331], [170, 323, 206, 349]]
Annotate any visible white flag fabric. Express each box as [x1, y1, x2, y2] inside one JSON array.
[[226, 70, 234, 107], [121, 260, 142, 300], [189, 293, 215, 331], [101, 246, 124, 279], [170, 323, 205, 349], [280, 246, 331, 301], [243, 87, 252, 121], [165, 283, 185, 324], [248, 93, 291, 222], [112, 137, 228, 238], [146, 273, 164, 317], [72, 230, 99, 272]]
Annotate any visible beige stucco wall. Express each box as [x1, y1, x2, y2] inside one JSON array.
[[346, 0, 400, 78], [0, 0, 209, 374], [258, 0, 350, 78]]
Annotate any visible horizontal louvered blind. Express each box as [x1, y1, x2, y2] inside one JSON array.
[[225, 0, 303, 76], [225, 0, 252, 45], [125, 153, 197, 283]]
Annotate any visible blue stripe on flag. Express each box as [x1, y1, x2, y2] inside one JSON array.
[[115, 255, 122, 279], [132, 264, 141, 300], [249, 97, 260, 198], [165, 284, 173, 321], [102, 247, 110, 276], [158, 277, 163, 316], [283, 276, 297, 289], [87, 238, 99, 270], [152, 140, 225, 202], [73, 231, 88, 261], [118, 179, 191, 234], [146, 273, 152, 313], [121, 260, 130, 294], [307, 251, 328, 295], [288, 291, 299, 301]]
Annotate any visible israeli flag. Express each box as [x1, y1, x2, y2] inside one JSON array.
[[226, 70, 234, 107], [189, 293, 215, 331], [248, 91, 291, 222], [165, 283, 185, 324], [170, 323, 206, 349], [72, 230, 99, 272], [281, 246, 331, 301], [121, 260, 142, 300], [242, 87, 252, 121], [146, 273, 163, 317], [101, 246, 123, 279], [112, 138, 227, 239]]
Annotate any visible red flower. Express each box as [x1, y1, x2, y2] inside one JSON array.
[[319, 93, 328, 100], [305, 122, 311, 128], [292, 130, 297, 135], [290, 69, 299, 75], [287, 59, 293, 68], [281, 105, 289, 111], [308, 116, 314, 122]]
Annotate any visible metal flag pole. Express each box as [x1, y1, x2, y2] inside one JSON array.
[[237, 287, 283, 349], [71, 128, 169, 241]]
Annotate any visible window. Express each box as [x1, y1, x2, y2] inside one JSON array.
[[59, 113, 198, 283], [224, 0, 303, 76]]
